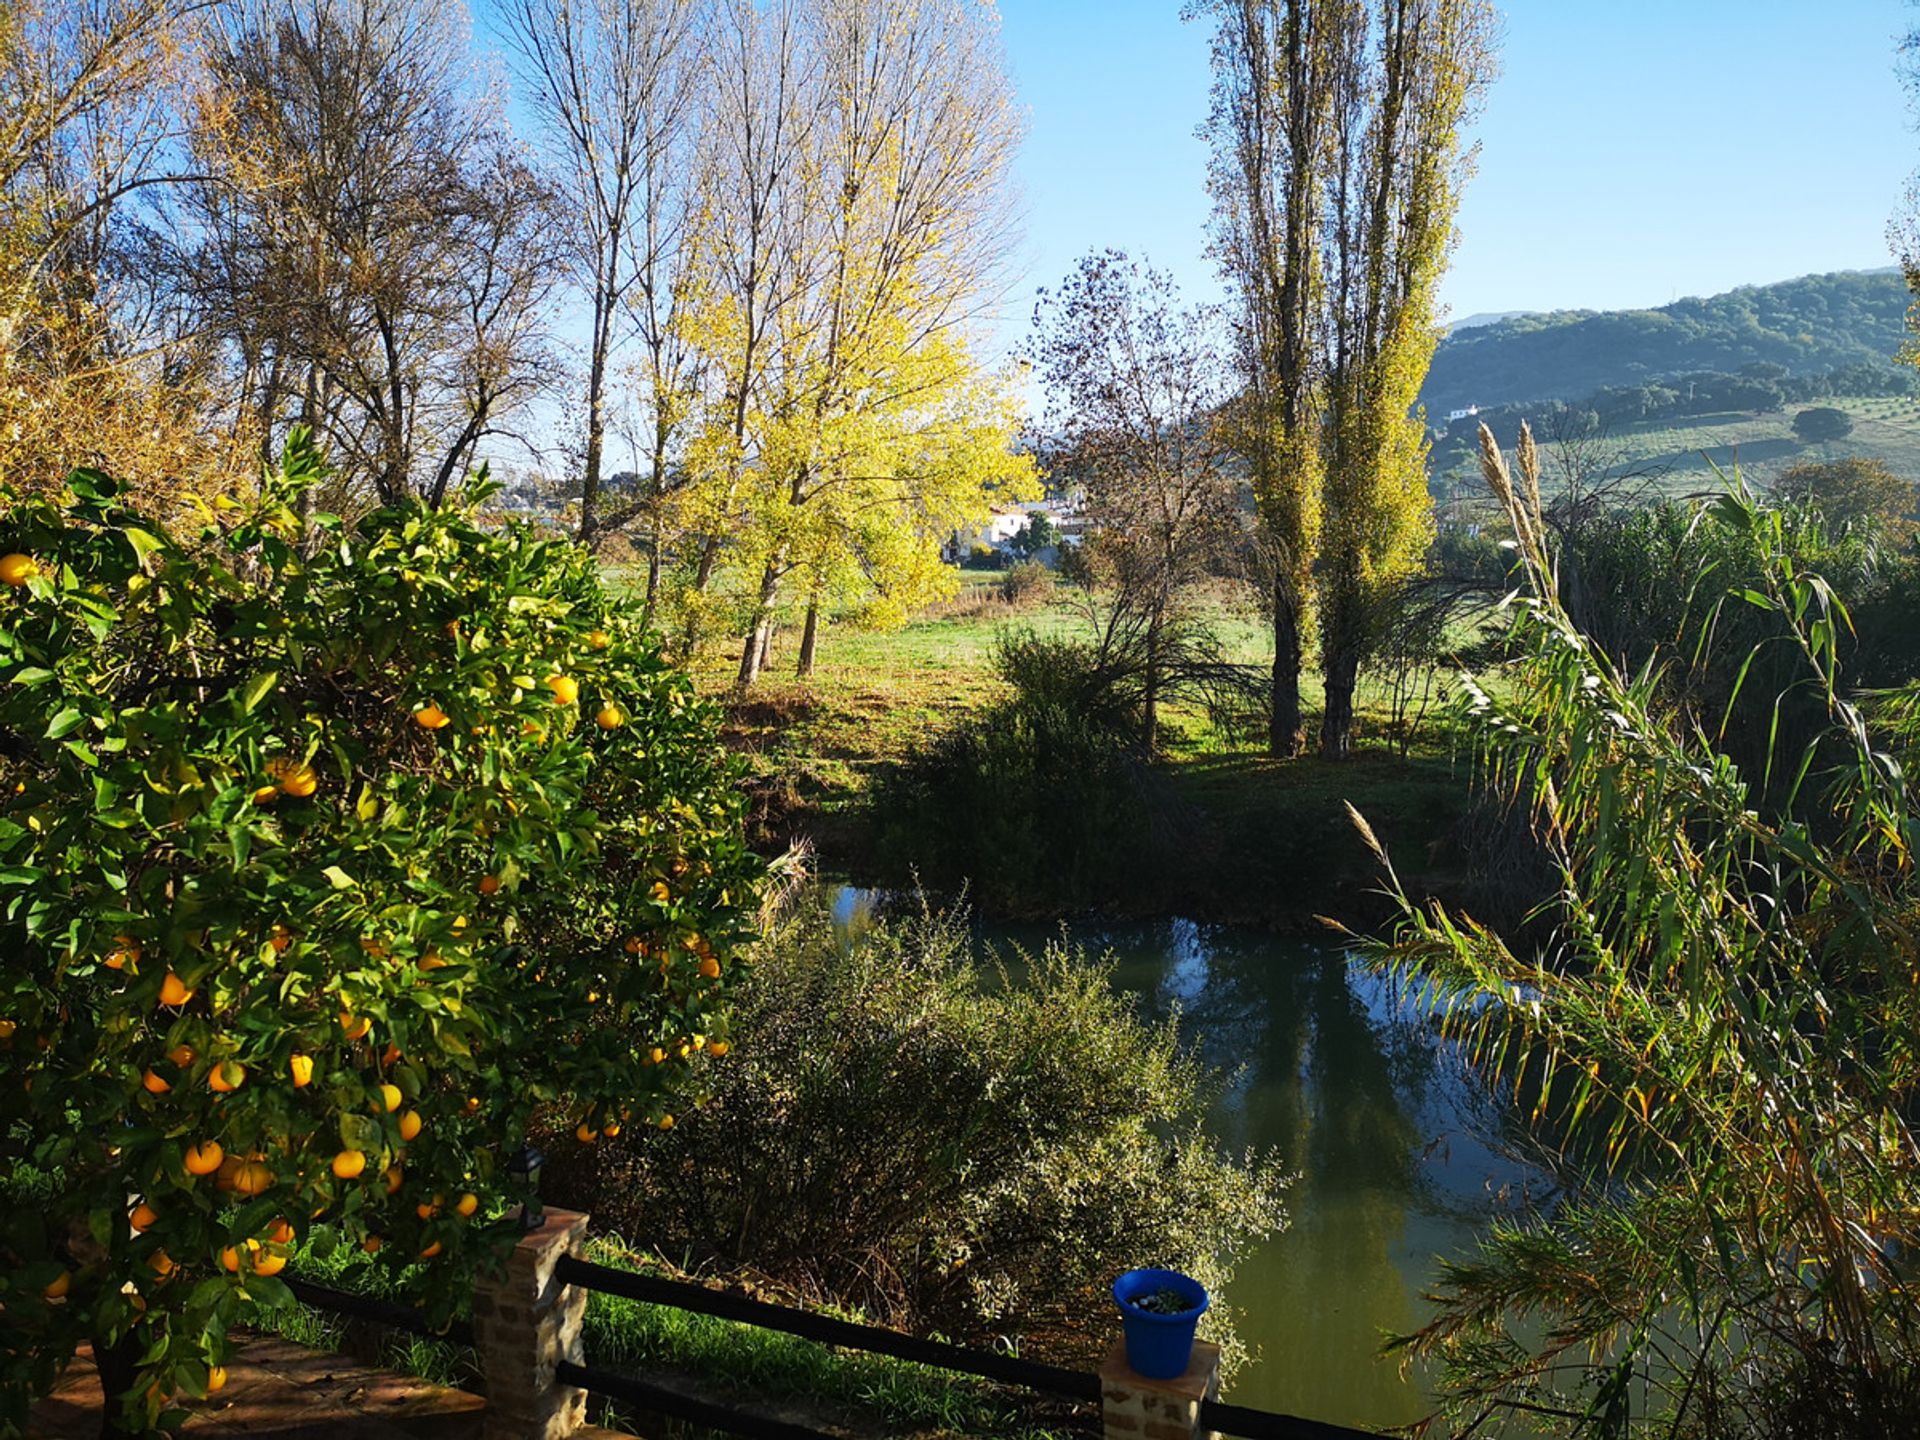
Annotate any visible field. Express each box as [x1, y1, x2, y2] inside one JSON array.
[[686, 570, 1477, 930], [1432, 394, 1920, 499]]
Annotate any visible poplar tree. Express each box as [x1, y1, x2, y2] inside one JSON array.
[[1198, 0, 1494, 758]]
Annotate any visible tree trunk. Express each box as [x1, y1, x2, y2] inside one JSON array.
[[94, 1326, 148, 1439], [576, 284, 614, 545], [796, 597, 820, 677], [578, 331, 608, 543], [735, 561, 783, 691], [679, 535, 722, 654], [1143, 608, 1161, 754], [1320, 639, 1361, 761], [643, 541, 662, 631], [737, 614, 769, 690], [1270, 571, 1307, 757]]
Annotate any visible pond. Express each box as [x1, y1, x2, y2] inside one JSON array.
[[830, 887, 1535, 1433]]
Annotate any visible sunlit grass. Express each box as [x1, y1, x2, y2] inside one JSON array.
[[258, 1234, 1076, 1439]]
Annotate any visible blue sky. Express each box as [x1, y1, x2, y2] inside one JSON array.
[[996, 0, 1918, 340]]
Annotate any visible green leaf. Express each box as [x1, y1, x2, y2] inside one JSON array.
[[238, 671, 279, 714], [240, 1274, 294, 1311], [321, 865, 356, 890], [338, 1113, 382, 1150], [45, 707, 85, 739], [123, 527, 168, 568]]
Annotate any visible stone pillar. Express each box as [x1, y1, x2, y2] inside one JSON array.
[[1099, 1337, 1222, 1440], [473, 1207, 591, 1440]]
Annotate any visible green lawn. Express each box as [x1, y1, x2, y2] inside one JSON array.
[[683, 569, 1477, 929]]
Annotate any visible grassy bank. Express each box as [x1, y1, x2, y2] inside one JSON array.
[[692, 573, 1476, 932], [262, 1234, 1077, 1440]]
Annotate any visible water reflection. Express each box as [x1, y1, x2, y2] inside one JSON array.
[[829, 887, 1530, 1430]]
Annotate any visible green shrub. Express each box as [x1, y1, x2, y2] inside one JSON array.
[[875, 704, 1151, 910], [0, 434, 760, 1431], [872, 627, 1161, 910], [998, 559, 1056, 608], [542, 899, 1285, 1375]]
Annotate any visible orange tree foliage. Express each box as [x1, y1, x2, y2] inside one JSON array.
[[0, 432, 761, 1432]]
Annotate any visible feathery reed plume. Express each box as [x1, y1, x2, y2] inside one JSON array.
[[1516, 419, 1545, 540], [1478, 422, 1536, 558]]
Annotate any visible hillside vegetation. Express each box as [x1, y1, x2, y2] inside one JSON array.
[[1431, 394, 1920, 498], [1422, 268, 1912, 413]]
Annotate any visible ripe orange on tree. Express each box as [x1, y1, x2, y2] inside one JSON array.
[[0, 552, 41, 586], [0, 439, 760, 1425]]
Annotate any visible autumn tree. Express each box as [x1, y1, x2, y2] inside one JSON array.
[[187, 0, 561, 506], [1030, 251, 1243, 751], [665, 0, 815, 655], [671, 0, 1029, 687], [1197, 0, 1495, 758], [0, 0, 250, 503], [502, 0, 702, 546], [1772, 456, 1918, 538], [1195, 0, 1334, 756]]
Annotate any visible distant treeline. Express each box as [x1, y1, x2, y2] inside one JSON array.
[[1421, 268, 1914, 414], [1427, 360, 1917, 482]]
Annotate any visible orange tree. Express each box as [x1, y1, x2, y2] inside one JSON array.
[[0, 433, 761, 1434]]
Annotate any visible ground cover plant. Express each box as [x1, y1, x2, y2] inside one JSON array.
[[0, 435, 760, 1435]]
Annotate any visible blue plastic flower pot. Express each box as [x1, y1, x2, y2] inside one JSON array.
[[1112, 1268, 1210, 1379]]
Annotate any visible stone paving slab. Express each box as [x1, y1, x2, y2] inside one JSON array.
[[30, 1332, 636, 1440], [31, 1336, 491, 1439]]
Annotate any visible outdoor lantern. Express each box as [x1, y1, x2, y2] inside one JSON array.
[[506, 1143, 546, 1230]]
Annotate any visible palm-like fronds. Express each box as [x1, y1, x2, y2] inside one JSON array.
[[1364, 425, 1920, 1438]]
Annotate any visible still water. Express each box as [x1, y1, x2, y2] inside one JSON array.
[[830, 888, 1532, 1433]]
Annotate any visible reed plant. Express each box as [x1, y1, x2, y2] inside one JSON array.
[[1363, 423, 1920, 1437]]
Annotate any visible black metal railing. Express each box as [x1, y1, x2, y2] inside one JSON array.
[[551, 1254, 1391, 1440], [283, 1275, 476, 1348], [554, 1254, 1100, 1403]]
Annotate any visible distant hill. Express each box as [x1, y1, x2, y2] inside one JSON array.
[[1420, 268, 1914, 415], [1444, 309, 1534, 333]]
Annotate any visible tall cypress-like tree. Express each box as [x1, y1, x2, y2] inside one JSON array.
[[1198, 0, 1494, 758]]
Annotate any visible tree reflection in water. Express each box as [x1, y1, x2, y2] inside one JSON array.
[[829, 889, 1533, 1431]]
